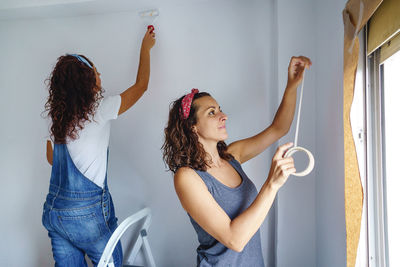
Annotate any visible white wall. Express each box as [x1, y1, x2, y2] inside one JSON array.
[[0, 0, 280, 266], [0, 0, 350, 266], [315, 0, 348, 266], [274, 0, 317, 266], [273, 0, 348, 266]]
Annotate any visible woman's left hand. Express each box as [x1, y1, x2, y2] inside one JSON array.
[[287, 56, 312, 89]]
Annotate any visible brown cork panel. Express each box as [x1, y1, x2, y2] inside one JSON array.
[[343, 36, 363, 267], [342, 0, 383, 266]]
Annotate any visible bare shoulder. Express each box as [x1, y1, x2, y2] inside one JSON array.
[[175, 166, 196, 177], [174, 167, 202, 188], [174, 167, 209, 212]]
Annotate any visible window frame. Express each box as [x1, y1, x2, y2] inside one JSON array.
[[365, 29, 391, 267]]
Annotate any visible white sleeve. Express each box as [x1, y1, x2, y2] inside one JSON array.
[[45, 116, 52, 140], [97, 95, 121, 121]]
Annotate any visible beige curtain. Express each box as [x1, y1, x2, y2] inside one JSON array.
[[342, 1, 382, 267]]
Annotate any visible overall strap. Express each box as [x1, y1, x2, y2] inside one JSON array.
[[49, 144, 103, 198]]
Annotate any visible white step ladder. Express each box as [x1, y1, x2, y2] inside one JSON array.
[[98, 208, 156, 267]]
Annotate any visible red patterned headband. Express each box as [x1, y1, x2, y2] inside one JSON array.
[[181, 88, 199, 119]]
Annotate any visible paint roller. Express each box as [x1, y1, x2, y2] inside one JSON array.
[[139, 9, 159, 33]]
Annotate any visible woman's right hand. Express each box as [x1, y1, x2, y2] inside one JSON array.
[[266, 142, 296, 190], [141, 27, 156, 51]]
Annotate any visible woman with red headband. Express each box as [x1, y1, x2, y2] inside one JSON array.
[[42, 28, 155, 267], [162, 56, 311, 266]]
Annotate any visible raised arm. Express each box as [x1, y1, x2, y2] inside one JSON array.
[[227, 56, 312, 164], [175, 143, 295, 252], [118, 28, 156, 115]]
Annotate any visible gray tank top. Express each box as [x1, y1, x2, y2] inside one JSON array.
[[189, 158, 264, 267]]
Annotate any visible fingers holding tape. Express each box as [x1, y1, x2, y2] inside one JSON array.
[[284, 146, 314, 177]]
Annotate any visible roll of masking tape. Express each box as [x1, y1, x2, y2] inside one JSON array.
[[284, 146, 314, 177]]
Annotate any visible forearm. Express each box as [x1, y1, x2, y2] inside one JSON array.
[[271, 86, 297, 134], [46, 140, 53, 165], [135, 46, 150, 88], [119, 47, 151, 115], [228, 182, 278, 251], [273, 55, 311, 133]]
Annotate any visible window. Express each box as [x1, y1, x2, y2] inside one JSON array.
[[361, 33, 400, 267], [380, 49, 400, 267]]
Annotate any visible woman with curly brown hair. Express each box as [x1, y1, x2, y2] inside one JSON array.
[[162, 56, 311, 266], [42, 28, 155, 267]]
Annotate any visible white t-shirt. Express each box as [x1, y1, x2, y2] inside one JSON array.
[[64, 95, 121, 188]]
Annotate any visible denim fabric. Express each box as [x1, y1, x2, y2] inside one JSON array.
[[42, 144, 122, 267]]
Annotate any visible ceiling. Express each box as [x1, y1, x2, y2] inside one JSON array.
[[0, 0, 96, 10], [0, 0, 212, 20]]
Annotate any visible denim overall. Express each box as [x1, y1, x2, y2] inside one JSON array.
[[42, 144, 123, 267]]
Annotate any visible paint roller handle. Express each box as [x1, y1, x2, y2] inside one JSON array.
[[147, 25, 155, 34]]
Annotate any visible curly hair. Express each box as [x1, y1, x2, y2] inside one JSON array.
[[45, 54, 103, 143], [162, 92, 233, 173]]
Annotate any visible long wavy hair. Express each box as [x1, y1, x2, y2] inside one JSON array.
[[45, 54, 103, 143], [162, 92, 233, 173]]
